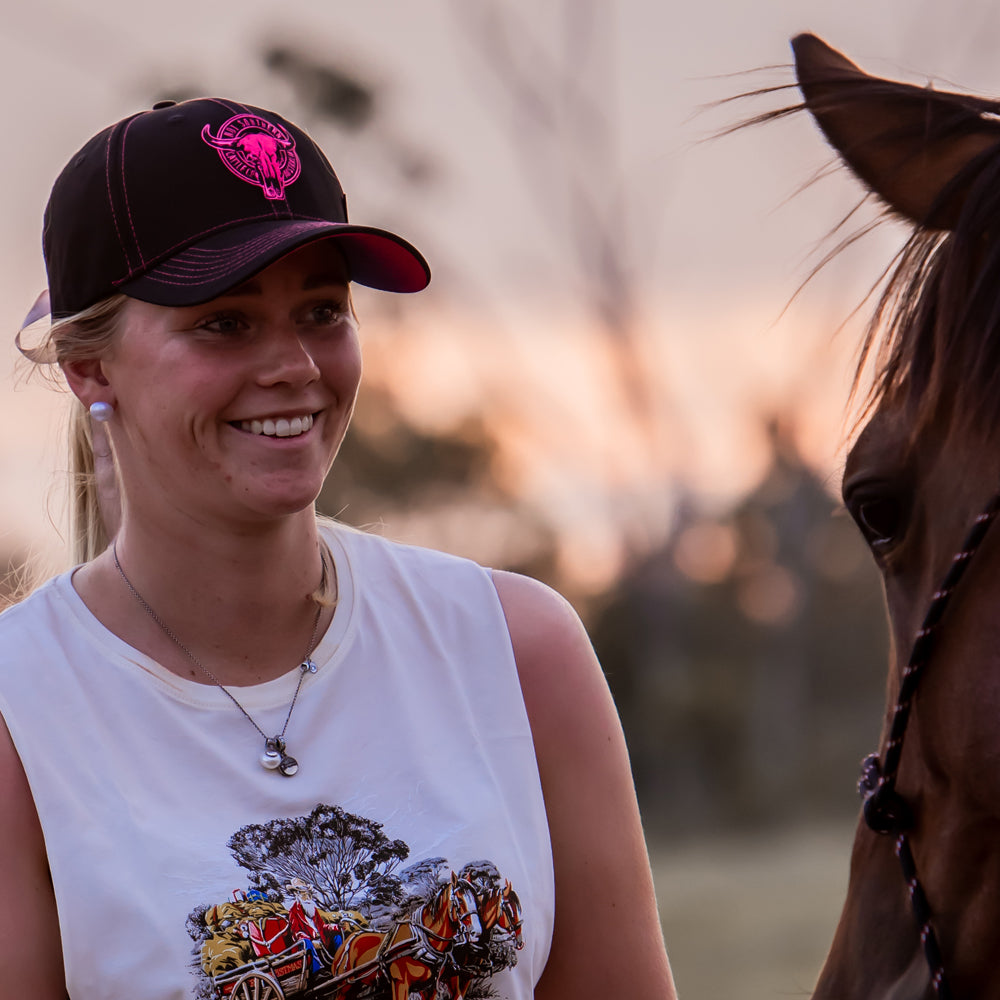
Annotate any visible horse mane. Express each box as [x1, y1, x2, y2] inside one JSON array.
[[732, 72, 1000, 444], [862, 146, 1000, 444]]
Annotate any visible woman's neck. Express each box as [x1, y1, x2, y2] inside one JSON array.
[[118, 509, 324, 604], [73, 510, 336, 686]]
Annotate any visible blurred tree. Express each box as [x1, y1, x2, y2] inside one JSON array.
[[263, 45, 376, 131], [449, 0, 675, 554], [320, 377, 559, 579], [257, 42, 438, 193], [592, 420, 888, 836]]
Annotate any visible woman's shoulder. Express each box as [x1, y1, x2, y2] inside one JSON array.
[[0, 571, 75, 658], [489, 570, 582, 630], [489, 570, 599, 706], [322, 519, 491, 580]]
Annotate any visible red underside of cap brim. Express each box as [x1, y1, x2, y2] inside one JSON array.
[[117, 219, 430, 305]]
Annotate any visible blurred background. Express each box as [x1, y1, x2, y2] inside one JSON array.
[[4, 1, 1000, 996]]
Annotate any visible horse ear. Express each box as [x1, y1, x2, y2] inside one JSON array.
[[792, 33, 1000, 228]]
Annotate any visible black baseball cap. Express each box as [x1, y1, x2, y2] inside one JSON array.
[[42, 97, 430, 319]]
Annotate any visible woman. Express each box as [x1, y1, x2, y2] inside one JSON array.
[[0, 98, 675, 1000]]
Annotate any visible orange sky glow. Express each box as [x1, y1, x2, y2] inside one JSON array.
[[3, 0, 999, 591]]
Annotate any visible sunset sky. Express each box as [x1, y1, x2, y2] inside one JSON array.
[[3, 0, 1000, 579]]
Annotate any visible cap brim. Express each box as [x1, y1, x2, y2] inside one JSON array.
[[117, 219, 430, 306]]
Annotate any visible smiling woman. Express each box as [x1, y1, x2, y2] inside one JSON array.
[[76, 246, 363, 531], [0, 98, 674, 1000]]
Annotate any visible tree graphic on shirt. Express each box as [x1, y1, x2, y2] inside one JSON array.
[[227, 803, 410, 911]]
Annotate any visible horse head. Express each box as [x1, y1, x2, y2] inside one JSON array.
[[789, 33, 1000, 1000], [498, 880, 524, 951], [418, 872, 482, 951], [475, 882, 503, 933], [447, 872, 483, 946]]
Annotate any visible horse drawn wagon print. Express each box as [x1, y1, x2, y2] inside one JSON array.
[[187, 804, 524, 1000]]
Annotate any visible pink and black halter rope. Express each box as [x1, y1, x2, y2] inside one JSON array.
[[858, 493, 1000, 999]]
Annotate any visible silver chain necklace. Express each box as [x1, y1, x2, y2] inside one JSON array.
[[112, 542, 324, 777]]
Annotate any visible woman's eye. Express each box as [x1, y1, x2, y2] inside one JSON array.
[[308, 301, 351, 325], [198, 313, 246, 335]]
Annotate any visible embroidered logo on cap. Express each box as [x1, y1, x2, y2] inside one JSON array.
[[201, 114, 301, 201]]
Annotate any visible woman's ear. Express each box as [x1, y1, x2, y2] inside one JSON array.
[[61, 358, 114, 407]]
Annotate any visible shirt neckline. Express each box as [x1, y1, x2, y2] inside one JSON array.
[[51, 523, 358, 712]]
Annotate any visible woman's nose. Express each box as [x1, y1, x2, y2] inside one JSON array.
[[256, 329, 321, 386]]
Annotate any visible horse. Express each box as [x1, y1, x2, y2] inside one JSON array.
[[497, 880, 523, 952], [330, 872, 481, 1000], [439, 877, 524, 1000], [775, 32, 1000, 999]]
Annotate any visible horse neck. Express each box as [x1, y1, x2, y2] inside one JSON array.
[[417, 883, 457, 938], [816, 800, 1000, 1000], [814, 822, 929, 999]]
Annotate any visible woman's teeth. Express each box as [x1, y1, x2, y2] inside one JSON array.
[[239, 414, 314, 438]]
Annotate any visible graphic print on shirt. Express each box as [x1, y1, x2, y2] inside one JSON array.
[[185, 803, 524, 1000]]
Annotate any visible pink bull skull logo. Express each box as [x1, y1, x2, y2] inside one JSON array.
[[201, 114, 301, 200]]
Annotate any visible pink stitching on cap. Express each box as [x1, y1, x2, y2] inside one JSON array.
[[119, 116, 145, 267], [202, 113, 301, 201], [208, 98, 245, 115], [160, 227, 323, 267], [104, 129, 129, 268], [120, 213, 331, 280], [139, 224, 338, 284], [129, 221, 333, 278]]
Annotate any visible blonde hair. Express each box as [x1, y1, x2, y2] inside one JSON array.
[[22, 294, 129, 565], [68, 400, 114, 563], [22, 294, 338, 604]]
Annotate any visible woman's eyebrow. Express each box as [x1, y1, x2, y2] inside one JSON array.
[[302, 272, 350, 291]]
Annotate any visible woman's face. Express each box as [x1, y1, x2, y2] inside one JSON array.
[[101, 241, 363, 529]]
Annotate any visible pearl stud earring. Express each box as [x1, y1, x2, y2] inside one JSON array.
[[89, 401, 114, 422]]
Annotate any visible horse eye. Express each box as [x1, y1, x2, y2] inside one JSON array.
[[851, 495, 905, 548]]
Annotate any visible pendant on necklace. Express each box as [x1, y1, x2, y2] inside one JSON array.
[[261, 736, 296, 776]]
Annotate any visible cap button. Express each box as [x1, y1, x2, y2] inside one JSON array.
[[152, 100, 177, 110]]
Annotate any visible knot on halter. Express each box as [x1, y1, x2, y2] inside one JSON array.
[[859, 753, 913, 834]]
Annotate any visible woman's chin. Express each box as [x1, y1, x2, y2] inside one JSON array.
[[227, 480, 326, 523]]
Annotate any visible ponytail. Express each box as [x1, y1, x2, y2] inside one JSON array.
[[68, 401, 119, 563], [19, 294, 127, 564]]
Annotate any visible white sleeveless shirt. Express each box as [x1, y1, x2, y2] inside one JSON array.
[[0, 524, 554, 1000]]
